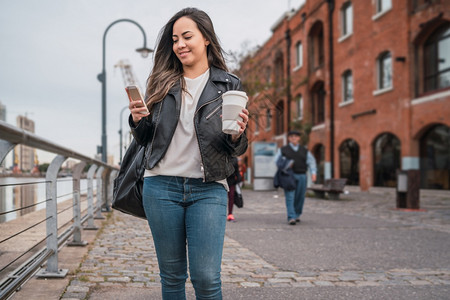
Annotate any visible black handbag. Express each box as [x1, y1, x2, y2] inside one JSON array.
[[234, 184, 243, 208], [112, 139, 147, 219]]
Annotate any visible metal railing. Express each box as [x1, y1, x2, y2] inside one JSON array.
[[0, 120, 118, 299]]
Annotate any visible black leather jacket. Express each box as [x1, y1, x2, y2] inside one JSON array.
[[129, 66, 248, 182]]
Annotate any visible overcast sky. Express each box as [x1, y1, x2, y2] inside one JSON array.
[[0, 0, 305, 165]]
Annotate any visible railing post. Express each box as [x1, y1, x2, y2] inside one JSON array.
[[36, 155, 68, 278], [68, 162, 88, 246], [85, 164, 98, 230], [109, 170, 118, 209], [102, 169, 113, 212], [94, 167, 105, 219]]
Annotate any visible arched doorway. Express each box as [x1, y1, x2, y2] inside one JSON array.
[[339, 139, 360, 185], [373, 133, 401, 187], [420, 124, 450, 189], [312, 144, 325, 184]]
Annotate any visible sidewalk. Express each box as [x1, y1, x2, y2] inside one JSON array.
[[14, 188, 450, 299]]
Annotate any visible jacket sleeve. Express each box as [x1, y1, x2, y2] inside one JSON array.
[[128, 114, 154, 147], [226, 74, 248, 157]]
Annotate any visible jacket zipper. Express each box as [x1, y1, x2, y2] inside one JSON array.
[[195, 94, 223, 181], [205, 104, 221, 120]]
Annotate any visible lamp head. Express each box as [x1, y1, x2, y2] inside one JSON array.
[[136, 47, 153, 58]]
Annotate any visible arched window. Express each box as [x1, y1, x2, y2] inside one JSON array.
[[274, 53, 284, 89], [424, 25, 450, 92], [373, 133, 401, 187], [311, 82, 325, 125], [275, 101, 284, 135], [308, 22, 325, 71], [420, 124, 450, 190], [265, 66, 272, 84], [295, 42, 303, 68], [266, 108, 272, 130], [377, 51, 392, 90], [339, 139, 360, 185]]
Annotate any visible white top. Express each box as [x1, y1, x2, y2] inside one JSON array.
[[145, 69, 209, 179]]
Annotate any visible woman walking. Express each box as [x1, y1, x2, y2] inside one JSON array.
[[128, 7, 248, 299]]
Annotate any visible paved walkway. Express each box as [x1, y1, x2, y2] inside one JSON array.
[[17, 187, 450, 299]]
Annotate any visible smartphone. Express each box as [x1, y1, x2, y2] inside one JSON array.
[[125, 85, 149, 115]]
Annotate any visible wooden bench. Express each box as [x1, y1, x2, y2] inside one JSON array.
[[308, 178, 347, 200]]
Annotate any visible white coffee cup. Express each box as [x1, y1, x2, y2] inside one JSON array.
[[221, 90, 248, 135]]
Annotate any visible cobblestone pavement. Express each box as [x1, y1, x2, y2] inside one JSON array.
[[60, 188, 450, 299]]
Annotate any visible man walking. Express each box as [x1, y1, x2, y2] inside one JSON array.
[[275, 130, 317, 225]]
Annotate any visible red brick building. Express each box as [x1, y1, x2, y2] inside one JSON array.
[[238, 0, 449, 191]]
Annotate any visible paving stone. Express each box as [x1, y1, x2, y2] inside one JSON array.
[[240, 282, 261, 287]]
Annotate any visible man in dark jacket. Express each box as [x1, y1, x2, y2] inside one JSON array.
[[275, 130, 317, 225]]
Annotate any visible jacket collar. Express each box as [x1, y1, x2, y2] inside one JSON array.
[[167, 66, 230, 109]]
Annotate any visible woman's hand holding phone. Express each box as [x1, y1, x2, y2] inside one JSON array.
[[126, 85, 150, 124]]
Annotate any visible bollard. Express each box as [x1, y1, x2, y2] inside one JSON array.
[[396, 170, 420, 209], [68, 162, 88, 246], [85, 164, 99, 230], [36, 155, 68, 278]]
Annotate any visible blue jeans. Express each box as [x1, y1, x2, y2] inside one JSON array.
[[283, 173, 307, 220], [142, 176, 227, 300]]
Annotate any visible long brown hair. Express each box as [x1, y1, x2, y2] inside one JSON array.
[[145, 7, 228, 110]]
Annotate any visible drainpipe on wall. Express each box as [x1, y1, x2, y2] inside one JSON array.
[[327, 0, 335, 178], [285, 28, 292, 133]]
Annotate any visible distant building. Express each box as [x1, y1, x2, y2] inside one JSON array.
[[0, 101, 6, 171], [15, 115, 36, 172], [0, 101, 5, 121], [238, 0, 450, 191]]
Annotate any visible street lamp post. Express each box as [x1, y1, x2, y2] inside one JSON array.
[[118, 105, 129, 165], [97, 19, 153, 163]]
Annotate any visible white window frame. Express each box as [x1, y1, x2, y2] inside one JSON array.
[[340, 2, 353, 39], [341, 70, 354, 104], [294, 42, 303, 70], [374, 51, 393, 94], [296, 95, 303, 120], [373, 0, 392, 20]]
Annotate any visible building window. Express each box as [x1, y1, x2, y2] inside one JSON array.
[[341, 2, 353, 37], [342, 70, 353, 102], [274, 53, 284, 89], [265, 66, 272, 84], [309, 22, 325, 71], [377, 0, 392, 13], [311, 83, 325, 125], [424, 25, 450, 92], [295, 42, 303, 68], [275, 101, 284, 135], [266, 108, 272, 130], [296, 94, 303, 120], [377, 52, 392, 90]]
